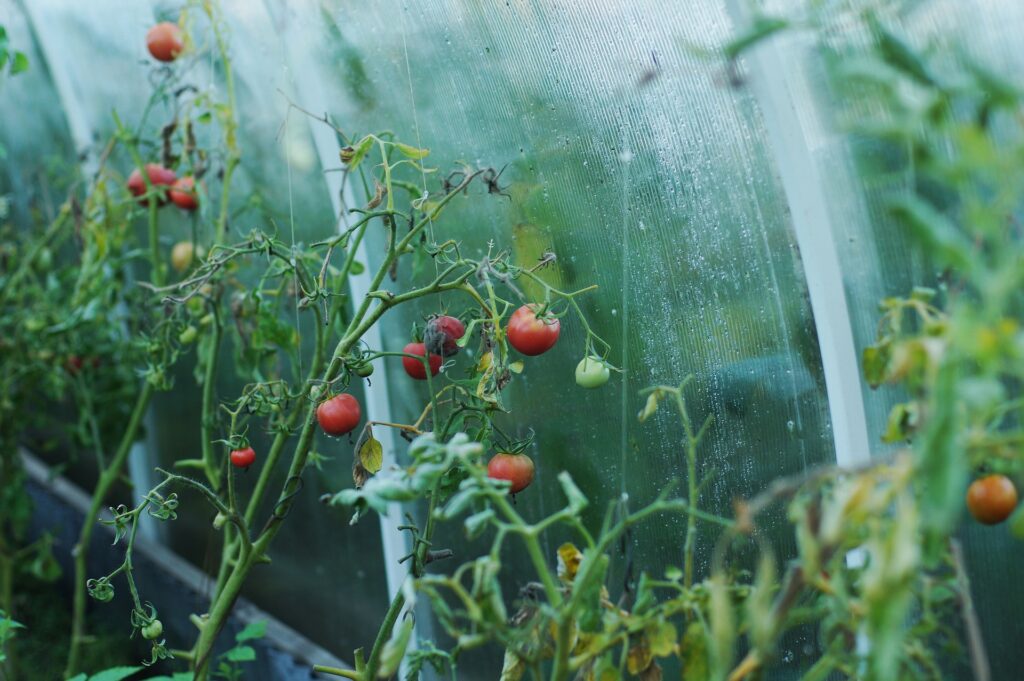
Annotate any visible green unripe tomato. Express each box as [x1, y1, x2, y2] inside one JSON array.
[[354, 362, 374, 377], [575, 356, 610, 389], [142, 619, 163, 640], [179, 325, 198, 345]]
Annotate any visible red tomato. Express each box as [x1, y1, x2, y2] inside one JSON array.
[[967, 474, 1018, 525], [487, 453, 535, 494], [317, 393, 362, 436], [507, 304, 560, 356], [146, 22, 184, 62], [169, 177, 198, 211], [402, 342, 441, 380], [127, 164, 177, 206], [230, 447, 256, 469], [425, 315, 466, 357]]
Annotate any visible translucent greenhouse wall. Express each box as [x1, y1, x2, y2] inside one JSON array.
[[2, 0, 1023, 677]]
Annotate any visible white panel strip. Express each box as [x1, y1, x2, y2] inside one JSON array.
[[724, 0, 872, 469], [261, 0, 413, 644]]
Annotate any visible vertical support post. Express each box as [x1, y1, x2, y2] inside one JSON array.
[[261, 0, 415, 659], [723, 0, 872, 473]]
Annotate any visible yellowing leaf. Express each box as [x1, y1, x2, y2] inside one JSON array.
[[358, 428, 383, 474], [476, 351, 493, 372], [647, 620, 677, 658], [627, 640, 653, 675], [638, 392, 661, 422], [509, 360, 524, 374], [499, 648, 525, 681], [557, 543, 583, 582]]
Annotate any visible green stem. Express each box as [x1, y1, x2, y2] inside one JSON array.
[[362, 580, 408, 680], [200, 302, 223, 488], [65, 381, 156, 679]]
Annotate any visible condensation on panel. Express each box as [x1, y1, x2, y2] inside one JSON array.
[[758, 0, 1024, 677], [299, 0, 835, 676], [0, 1, 76, 227]]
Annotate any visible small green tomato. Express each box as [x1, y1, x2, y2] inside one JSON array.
[[575, 356, 610, 389], [142, 619, 163, 640], [354, 362, 374, 377], [179, 325, 198, 345]]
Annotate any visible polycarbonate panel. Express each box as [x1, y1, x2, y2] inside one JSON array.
[[758, 1, 1024, 677], [0, 3, 75, 246], [7, 0, 388, 659], [287, 0, 835, 675]]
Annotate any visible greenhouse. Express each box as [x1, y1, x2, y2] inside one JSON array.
[[1, 0, 1022, 679]]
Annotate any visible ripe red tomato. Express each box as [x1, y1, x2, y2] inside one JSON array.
[[127, 164, 177, 206], [967, 474, 1018, 525], [402, 342, 442, 380], [487, 453, 535, 494], [146, 22, 184, 62], [425, 315, 466, 357], [507, 304, 560, 356], [317, 393, 362, 436], [230, 447, 256, 469], [169, 177, 198, 211]]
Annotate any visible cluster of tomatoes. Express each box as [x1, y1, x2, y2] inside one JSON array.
[[127, 24, 198, 212]]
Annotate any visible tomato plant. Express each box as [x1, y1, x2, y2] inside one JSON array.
[[506, 304, 560, 356], [145, 22, 183, 62], [317, 394, 361, 436]]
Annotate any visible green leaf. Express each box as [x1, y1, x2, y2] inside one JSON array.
[[88, 667, 145, 681], [681, 622, 710, 681], [358, 430, 383, 474], [862, 342, 890, 389], [347, 135, 375, 172], [868, 17, 936, 87], [378, 617, 414, 678], [887, 196, 976, 272], [723, 16, 789, 60], [235, 620, 266, 642], [881, 402, 918, 443], [394, 142, 430, 160], [10, 51, 27, 75], [224, 645, 256, 662]]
